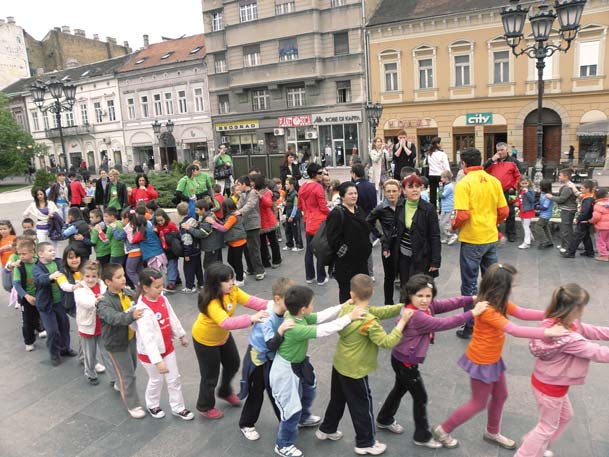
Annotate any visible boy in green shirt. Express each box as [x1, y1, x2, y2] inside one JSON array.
[[103, 207, 125, 265], [269, 286, 366, 457], [316, 274, 413, 455], [90, 209, 111, 265]]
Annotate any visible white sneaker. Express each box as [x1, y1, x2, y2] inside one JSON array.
[[38, 330, 47, 339], [292, 247, 304, 252], [95, 363, 106, 373], [376, 420, 404, 434], [299, 414, 321, 427], [181, 287, 197, 294], [370, 276, 376, 282], [441, 239, 448, 244], [113, 382, 121, 392], [25, 344, 34, 352], [544, 450, 555, 457], [274, 444, 303, 457], [354, 440, 387, 455], [234, 280, 245, 287], [559, 248, 567, 254], [518, 243, 530, 249], [413, 438, 442, 448], [315, 429, 343, 441], [128, 406, 146, 419], [282, 246, 290, 251], [483, 431, 516, 450], [433, 425, 459, 448], [317, 277, 329, 286], [240, 426, 260, 441], [306, 279, 315, 284], [447, 234, 458, 246]]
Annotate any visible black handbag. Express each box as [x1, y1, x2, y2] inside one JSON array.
[[214, 164, 232, 180]]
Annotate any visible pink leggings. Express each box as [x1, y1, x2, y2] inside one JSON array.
[[442, 372, 508, 434]]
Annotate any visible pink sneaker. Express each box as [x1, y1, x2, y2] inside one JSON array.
[[221, 393, 241, 406], [199, 408, 223, 419]]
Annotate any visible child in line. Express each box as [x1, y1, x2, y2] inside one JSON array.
[[153, 208, 180, 292], [21, 218, 35, 231], [419, 176, 430, 202], [190, 198, 223, 269], [89, 209, 111, 265], [177, 202, 202, 293], [274, 177, 285, 243], [515, 284, 609, 457], [376, 274, 488, 448], [134, 268, 194, 420], [535, 180, 554, 249], [212, 183, 224, 220], [238, 278, 296, 440], [317, 274, 413, 455], [97, 263, 146, 418], [62, 207, 92, 261], [518, 177, 536, 249], [191, 263, 270, 419], [433, 264, 569, 449], [209, 199, 247, 286], [56, 247, 83, 318], [103, 207, 126, 266], [589, 187, 609, 261], [438, 171, 457, 245], [131, 214, 167, 272], [269, 286, 367, 457], [562, 180, 595, 258], [283, 177, 304, 252], [33, 242, 75, 366], [74, 260, 115, 386], [0, 220, 17, 292], [545, 168, 577, 254]]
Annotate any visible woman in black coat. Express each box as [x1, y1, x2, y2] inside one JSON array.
[[279, 152, 302, 190], [326, 181, 372, 302], [366, 178, 401, 305], [94, 169, 110, 209], [392, 174, 441, 302]]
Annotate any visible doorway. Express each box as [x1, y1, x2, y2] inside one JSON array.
[[523, 108, 562, 167], [484, 132, 507, 160]]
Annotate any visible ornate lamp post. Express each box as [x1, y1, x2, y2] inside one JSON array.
[[365, 102, 384, 143], [30, 76, 77, 170], [501, 0, 586, 185], [152, 119, 175, 168]]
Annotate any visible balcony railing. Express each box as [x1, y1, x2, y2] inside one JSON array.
[[44, 124, 93, 138]]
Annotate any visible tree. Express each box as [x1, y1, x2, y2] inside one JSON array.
[[0, 93, 37, 180]]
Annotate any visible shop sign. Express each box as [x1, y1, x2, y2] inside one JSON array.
[[278, 115, 311, 127], [312, 111, 362, 125], [215, 120, 259, 132], [383, 118, 434, 130], [466, 113, 493, 125]]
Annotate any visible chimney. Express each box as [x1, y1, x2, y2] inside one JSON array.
[[7, 16, 16, 24], [143, 34, 149, 47], [93, 33, 99, 40], [74, 29, 86, 37], [61, 25, 70, 33], [107, 36, 117, 44]]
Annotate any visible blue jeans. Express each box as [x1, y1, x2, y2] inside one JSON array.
[[459, 241, 498, 331], [167, 257, 178, 284], [276, 379, 316, 448], [305, 233, 326, 283]]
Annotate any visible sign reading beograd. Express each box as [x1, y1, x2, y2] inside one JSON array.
[[466, 113, 493, 125]]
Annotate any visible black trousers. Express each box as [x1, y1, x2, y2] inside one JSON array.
[[21, 300, 42, 345], [37, 301, 70, 358], [337, 280, 351, 303], [504, 193, 517, 239], [428, 175, 441, 210], [566, 223, 593, 255], [183, 253, 203, 289], [319, 367, 376, 448], [203, 249, 223, 270], [284, 218, 303, 249], [377, 356, 432, 443], [239, 357, 280, 428], [227, 244, 245, 281], [193, 334, 241, 412], [260, 230, 282, 267], [398, 254, 415, 303], [244, 229, 264, 274], [382, 254, 396, 305]]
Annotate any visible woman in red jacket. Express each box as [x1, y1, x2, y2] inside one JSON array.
[[254, 175, 282, 268], [130, 174, 159, 207]]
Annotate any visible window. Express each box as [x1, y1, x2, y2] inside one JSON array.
[[215, 53, 227, 73], [153, 94, 163, 116], [178, 90, 188, 113], [543, 54, 555, 80], [127, 98, 135, 119], [94, 101, 103, 123], [419, 59, 433, 89], [252, 89, 270, 111], [384, 62, 398, 91], [194, 88, 205, 112], [218, 94, 229, 114], [579, 41, 599, 77], [211, 11, 223, 31], [78, 103, 88, 125], [243, 45, 261, 67], [43, 112, 49, 130], [31, 110, 40, 130], [454, 55, 471, 87], [135, 58, 146, 65], [275, 1, 295, 15], [331, 0, 345, 5], [141, 95, 149, 118], [287, 86, 305, 107], [240, 2, 258, 22], [493, 51, 510, 83], [160, 52, 174, 60], [164, 93, 174, 115], [107, 100, 116, 121], [65, 111, 74, 127], [336, 80, 351, 103], [279, 38, 298, 61], [334, 32, 349, 56]]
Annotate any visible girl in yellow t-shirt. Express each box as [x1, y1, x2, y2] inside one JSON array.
[[191, 263, 269, 420]]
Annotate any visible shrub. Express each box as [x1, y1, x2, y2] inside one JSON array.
[[32, 169, 56, 195]]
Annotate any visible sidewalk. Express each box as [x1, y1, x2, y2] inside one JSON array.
[[0, 186, 33, 205]]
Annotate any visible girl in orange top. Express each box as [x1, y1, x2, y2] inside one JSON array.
[[0, 220, 17, 267], [209, 199, 247, 286], [433, 264, 569, 450]]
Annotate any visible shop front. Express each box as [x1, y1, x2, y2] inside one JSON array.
[[576, 110, 608, 167], [382, 117, 438, 160]]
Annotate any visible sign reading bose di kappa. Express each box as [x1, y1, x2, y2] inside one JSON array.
[[278, 111, 363, 128], [215, 120, 259, 132], [466, 113, 493, 125]]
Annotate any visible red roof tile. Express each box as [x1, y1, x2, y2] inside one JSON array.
[[117, 34, 205, 72]]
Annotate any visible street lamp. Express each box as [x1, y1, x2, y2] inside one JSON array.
[[152, 120, 175, 168], [501, 0, 586, 185], [365, 102, 384, 140], [30, 76, 77, 170]]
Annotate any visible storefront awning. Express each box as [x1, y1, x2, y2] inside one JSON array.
[[576, 120, 609, 137]]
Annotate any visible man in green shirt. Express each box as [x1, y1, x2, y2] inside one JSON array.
[[317, 274, 412, 455]]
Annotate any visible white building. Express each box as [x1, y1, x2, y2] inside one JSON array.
[[0, 17, 30, 90]]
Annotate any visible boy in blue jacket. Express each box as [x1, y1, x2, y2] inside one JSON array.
[[177, 202, 202, 293], [536, 179, 554, 249]]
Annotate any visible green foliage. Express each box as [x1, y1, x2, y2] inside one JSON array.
[[171, 161, 189, 178], [32, 169, 56, 194], [120, 172, 179, 208], [0, 93, 37, 179]]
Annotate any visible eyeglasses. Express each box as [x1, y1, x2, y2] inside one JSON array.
[[316, 171, 324, 175]]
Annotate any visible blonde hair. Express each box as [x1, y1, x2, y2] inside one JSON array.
[[350, 274, 374, 300], [441, 170, 453, 181], [383, 179, 400, 190], [176, 202, 189, 216], [109, 169, 120, 177]]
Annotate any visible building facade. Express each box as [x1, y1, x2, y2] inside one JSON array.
[[116, 34, 213, 171], [202, 0, 368, 177], [367, 0, 609, 172], [0, 17, 30, 90]]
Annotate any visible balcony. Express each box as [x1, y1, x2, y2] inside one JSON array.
[[45, 124, 93, 138], [228, 58, 323, 90]]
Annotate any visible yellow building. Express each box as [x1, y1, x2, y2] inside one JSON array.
[[367, 0, 609, 172]]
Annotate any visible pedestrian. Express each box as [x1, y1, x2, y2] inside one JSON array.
[[282, 177, 304, 252], [23, 187, 59, 244], [368, 137, 392, 200], [433, 263, 569, 450], [191, 198, 224, 269], [517, 177, 536, 249], [439, 170, 457, 245], [105, 169, 128, 212], [47, 172, 71, 221], [133, 268, 194, 421], [213, 144, 234, 197], [95, 169, 110, 212], [208, 199, 247, 286], [176, 202, 202, 293], [426, 137, 450, 210], [103, 207, 126, 266], [376, 274, 488, 449], [130, 213, 167, 274], [62, 207, 92, 261], [129, 174, 158, 207], [545, 168, 577, 255], [351, 164, 377, 279], [561, 180, 595, 258], [0, 220, 16, 270], [70, 174, 86, 208], [515, 283, 609, 457], [191, 263, 269, 419], [279, 152, 302, 190], [392, 130, 416, 179], [89, 209, 111, 266], [535, 180, 555, 249], [589, 187, 609, 261], [256, 175, 282, 269], [235, 176, 266, 281], [153, 209, 180, 291]]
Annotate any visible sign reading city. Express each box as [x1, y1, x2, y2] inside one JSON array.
[[215, 120, 259, 132], [278, 115, 312, 127], [466, 113, 493, 125], [312, 111, 363, 125]]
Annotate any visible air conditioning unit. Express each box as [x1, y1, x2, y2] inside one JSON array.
[[274, 128, 285, 136], [220, 136, 229, 144], [305, 131, 318, 139], [102, 137, 111, 144]]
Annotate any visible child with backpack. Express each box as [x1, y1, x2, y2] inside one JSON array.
[[153, 208, 180, 292], [177, 202, 202, 293]]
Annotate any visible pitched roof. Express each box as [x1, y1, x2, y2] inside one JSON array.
[[367, 0, 508, 27], [117, 34, 205, 73], [1, 54, 132, 95]]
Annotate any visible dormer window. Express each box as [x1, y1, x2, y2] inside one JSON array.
[[161, 52, 174, 60], [190, 46, 203, 54], [135, 58, 146, 65]]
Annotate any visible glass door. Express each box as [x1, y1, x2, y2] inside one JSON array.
[[333, 140, 345, 166]]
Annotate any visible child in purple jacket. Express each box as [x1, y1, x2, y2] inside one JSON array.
[[376, 274, 488, 448]]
